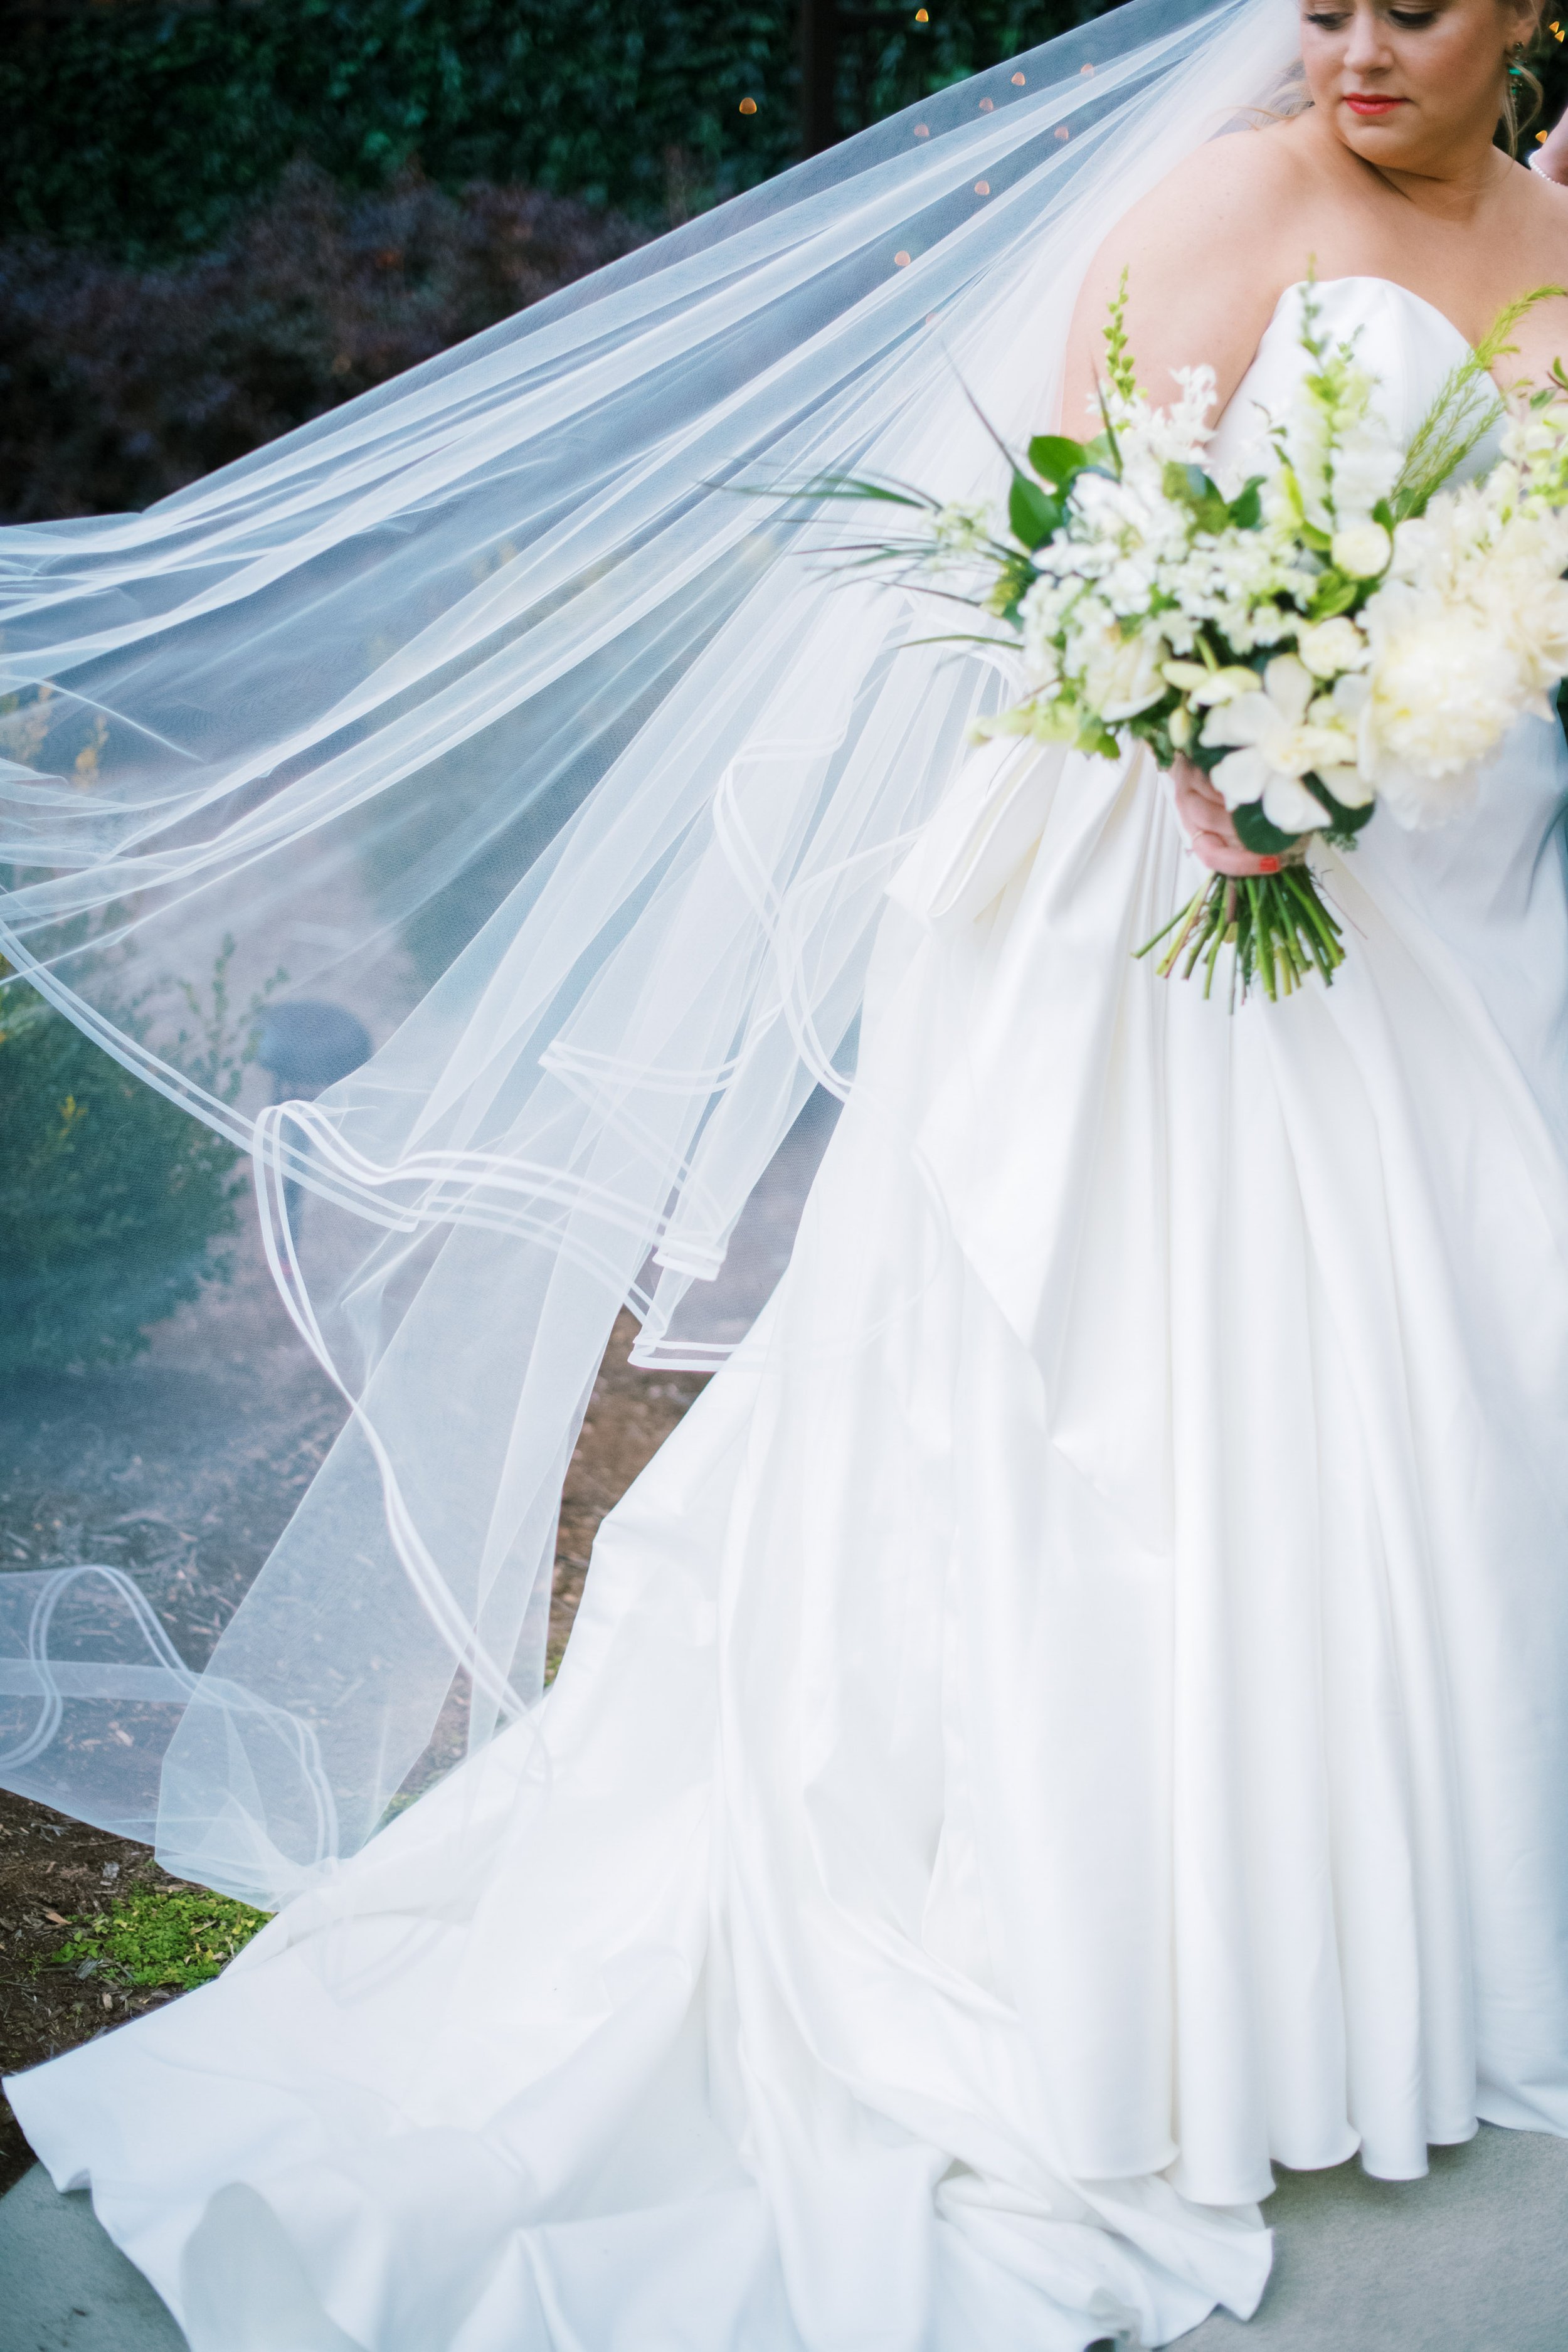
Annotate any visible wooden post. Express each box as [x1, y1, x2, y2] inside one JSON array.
[[799, 0, 840, 156]]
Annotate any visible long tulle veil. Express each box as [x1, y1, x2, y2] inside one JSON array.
[[0, 0, 1298, 1904]]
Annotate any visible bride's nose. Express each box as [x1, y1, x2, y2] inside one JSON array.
[[1342, 1, 1396, 71]]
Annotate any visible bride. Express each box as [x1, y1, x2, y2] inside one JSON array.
[[4, 0, 1568, 2343]]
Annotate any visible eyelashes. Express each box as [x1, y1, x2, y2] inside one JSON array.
[[1303, 7, 1442, 23]]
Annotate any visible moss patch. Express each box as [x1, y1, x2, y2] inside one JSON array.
[[38, 1885, 269, 1993]]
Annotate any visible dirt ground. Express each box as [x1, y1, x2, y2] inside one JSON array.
[[0, 1300, 705, 2196]]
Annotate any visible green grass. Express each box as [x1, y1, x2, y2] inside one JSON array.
[[39, 1885, 269, 1993]]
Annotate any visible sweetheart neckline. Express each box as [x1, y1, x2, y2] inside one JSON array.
[[1269, 275, 1474, 363]]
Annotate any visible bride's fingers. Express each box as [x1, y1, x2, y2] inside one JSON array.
[[1189, 827, 1283, 877], [1170, 758, 1227, 833], [1170, 756, 1285, 878]]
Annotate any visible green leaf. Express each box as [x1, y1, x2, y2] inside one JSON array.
[[1161, 460, 1229, 532], [1026, 434, 1088, 492], [1303, 774, 1376, 835], [1227, 477, 1264, 530], [1307, 571, 1359, 622], [1075, 718, 1121, 760], [1231, 802, 1302, 856], [1008, 472, 1062, 551]]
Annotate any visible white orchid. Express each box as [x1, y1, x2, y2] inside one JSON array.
[[1199, 654, 1362, 832]]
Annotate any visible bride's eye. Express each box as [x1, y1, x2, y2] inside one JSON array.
[[1388, 8, 1439, 23], [1304, 9, 1351, 26]]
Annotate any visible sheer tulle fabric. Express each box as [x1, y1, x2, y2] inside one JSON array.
[[0, 0, 1299, 1897]]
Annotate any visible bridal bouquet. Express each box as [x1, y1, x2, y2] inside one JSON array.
[[825, 280, 1568, 1001]]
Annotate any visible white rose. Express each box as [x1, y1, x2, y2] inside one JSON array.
[[1330, 521, 1392, 580], [1295, 615, 1369, 679]]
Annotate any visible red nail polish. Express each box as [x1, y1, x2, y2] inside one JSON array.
[[1258, 855, 1281, 874]]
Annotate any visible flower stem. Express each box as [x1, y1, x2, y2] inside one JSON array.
[[1135, 864, 1345, 1006]]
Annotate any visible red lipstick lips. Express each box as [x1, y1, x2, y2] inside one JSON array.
[[1344, 92, 1409, 116]]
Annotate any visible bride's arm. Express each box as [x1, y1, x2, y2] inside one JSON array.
[[1056, 129, 1305, 438], [1059, 130, 1308, 877]]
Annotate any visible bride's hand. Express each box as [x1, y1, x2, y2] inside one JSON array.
[[1170, 756, 1294, 878]]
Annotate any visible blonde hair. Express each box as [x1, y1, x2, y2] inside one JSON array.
[[1500, 38, 1546, 155]]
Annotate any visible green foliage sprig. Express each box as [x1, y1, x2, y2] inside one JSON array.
[[1392, 283, 1567, 520]]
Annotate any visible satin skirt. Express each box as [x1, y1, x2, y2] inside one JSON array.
[[11, 722, 1568, 2352]]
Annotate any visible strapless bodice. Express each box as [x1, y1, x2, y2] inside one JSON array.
[[1208, 275, 1498, 485]]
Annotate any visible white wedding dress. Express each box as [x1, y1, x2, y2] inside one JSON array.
[[11, 278, 1568, 2352]]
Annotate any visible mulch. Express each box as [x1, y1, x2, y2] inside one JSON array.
[[0, 1310, 704, 2196]]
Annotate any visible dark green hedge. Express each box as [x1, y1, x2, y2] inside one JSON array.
[[0, 984, 245, 1370], [0, 1, 1096, 262]]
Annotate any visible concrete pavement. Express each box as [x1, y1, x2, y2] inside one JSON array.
[[2, 2122, 1565, 2349]]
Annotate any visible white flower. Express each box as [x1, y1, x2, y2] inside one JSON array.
[[1330, 521, 1392, 580], [1350, 586, 1520, 825], [1017, 575, 1069, 684], [1470, 516, 1568, 707], [1162, 660, 1258, 705], [1313, 760, 1376, 809], [1273, 348, 1400, 533], [1200, 652, 1361, 833], [1330, 417, 1401, 527], [931, 501, 992, 556], [1295, 615, 1370, 678], [1080, 621, 1168, 720]]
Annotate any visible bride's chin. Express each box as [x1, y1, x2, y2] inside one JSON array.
[[1330, 109, 1426, 164]]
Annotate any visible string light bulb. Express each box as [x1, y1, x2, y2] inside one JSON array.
[[738, 95, 757, 114], [914, 6, 929, 19]]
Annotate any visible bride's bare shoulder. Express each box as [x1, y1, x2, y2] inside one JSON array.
[[1059, 124, 1312, 431], [1094, 119, 1314, 288]]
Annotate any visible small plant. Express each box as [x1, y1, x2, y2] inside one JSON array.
[[38, 1883, 269, 1993]]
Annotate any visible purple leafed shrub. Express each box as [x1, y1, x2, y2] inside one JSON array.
[[0, 162, 647, 522]]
